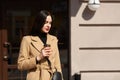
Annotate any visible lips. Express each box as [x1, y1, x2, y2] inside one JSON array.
[[45, 28, 50, 31]]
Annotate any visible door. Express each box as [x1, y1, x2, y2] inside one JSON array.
[[0, 29, 8, 80], [1, 11, 31, 80], [1, 29, 27, 80]]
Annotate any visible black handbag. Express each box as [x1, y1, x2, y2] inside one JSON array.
[[52, 71, 62, 80], [46, 58, 62, 80]]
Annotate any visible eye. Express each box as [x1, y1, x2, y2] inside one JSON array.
[[45, 21, 48, 24], [45, 21, 52, 24]]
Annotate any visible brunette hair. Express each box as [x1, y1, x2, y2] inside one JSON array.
[[29, 10, 52, 36]]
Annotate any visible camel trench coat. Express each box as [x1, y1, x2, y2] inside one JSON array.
[[17, 34, 62, 80]]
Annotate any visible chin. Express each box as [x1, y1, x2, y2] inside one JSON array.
[[45, 31, 49, 33]]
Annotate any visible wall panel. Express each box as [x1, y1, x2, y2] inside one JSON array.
[[70, 0, 120, 80], [81, 73, 120, 80]]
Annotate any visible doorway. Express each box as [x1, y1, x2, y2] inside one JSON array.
[[0, 11, 30, 80], [0, 0, 69, 80]]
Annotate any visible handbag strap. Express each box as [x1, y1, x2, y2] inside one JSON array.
[[46, 57, 52, 70], [46, 57, 59, 70]]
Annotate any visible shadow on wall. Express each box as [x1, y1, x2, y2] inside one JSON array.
[[82, 5, 96, 20], [71, 0, 96, 20]]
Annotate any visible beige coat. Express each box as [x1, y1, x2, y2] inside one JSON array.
[[17, 34, 62, 80]]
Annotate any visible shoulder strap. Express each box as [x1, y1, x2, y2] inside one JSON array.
[[46, 58, 52, 69]]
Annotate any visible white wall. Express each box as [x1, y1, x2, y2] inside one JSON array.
[[70, 0, 120, 80]]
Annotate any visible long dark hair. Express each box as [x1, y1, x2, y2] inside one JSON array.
[[29, 10, 52, 36]]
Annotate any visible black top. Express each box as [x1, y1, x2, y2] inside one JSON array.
[[38, 32, 47, 45]]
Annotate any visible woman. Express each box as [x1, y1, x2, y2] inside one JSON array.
[[17, 10, 63, 80]]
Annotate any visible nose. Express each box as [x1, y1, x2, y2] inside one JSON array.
[[47, 23, 51, 27]]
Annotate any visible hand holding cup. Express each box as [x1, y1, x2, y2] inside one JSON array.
[[42, 44, 52, 57]]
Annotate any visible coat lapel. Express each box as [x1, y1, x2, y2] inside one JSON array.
[[31, 36, 44, 51]]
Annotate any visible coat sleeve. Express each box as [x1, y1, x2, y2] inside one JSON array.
[[17, 36, 37, 70]]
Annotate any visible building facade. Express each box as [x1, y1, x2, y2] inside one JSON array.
[[70, 0, 120, 80]]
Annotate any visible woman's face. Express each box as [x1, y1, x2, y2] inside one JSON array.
[[41, 15, 52, 33]]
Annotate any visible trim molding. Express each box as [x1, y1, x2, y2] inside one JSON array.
[[79, 24, 120, 27], [79, 47, 120, 50]]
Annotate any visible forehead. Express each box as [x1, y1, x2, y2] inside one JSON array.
[[46, 15, 52, 22]]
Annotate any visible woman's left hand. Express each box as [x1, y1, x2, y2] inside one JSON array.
[[41, 46, 52, 57]]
